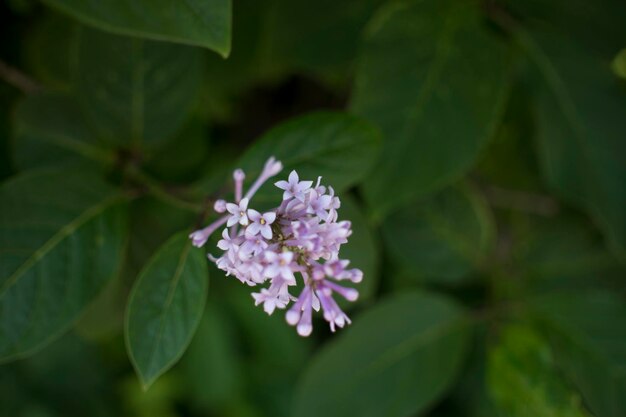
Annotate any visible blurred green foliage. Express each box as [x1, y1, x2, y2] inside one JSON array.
[[0, 0, 625, 416]]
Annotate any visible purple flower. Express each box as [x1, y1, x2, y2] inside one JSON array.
[[264, 251, 296, 283], [316, 286, 351, 332], [189, 215, 229, 247], [217, 228, 237, 251], [307, 189, 332, 219], [275, 170, 312, 202], [226, 198, 249, 227], [245, 209, 276, 239], [189, 156, 363, 337], [252, 277, 292, 314], [241, 235, 268, 255], [286, 285, 314, 336]]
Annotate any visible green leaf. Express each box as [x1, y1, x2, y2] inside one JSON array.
[[514, 217, 623, 294], [0, 168, 128, 362], [351, 0, 512, 217], [143, 118, 210, 182], [292, 291, 471, 417], [501, 0, 626, 59], [237, 112, 381, 204], [474, 84, 545, 192], [263, 0, 385, 76], [75, 26, 205, 149], [42, 0, 232, 56], [13, 92, 113, 170], [613, 48, 626, 80], [382, 185, 494, 285], [519, 27, 626, 259], [529, 291, 626, 417], [125, 232, 208, 389], [487, 324, 591, 417]]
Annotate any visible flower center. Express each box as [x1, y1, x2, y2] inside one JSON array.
[[260, 218, 266, 225]]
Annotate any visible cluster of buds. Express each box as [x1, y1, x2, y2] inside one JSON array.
[[189, 157, 363, 336]]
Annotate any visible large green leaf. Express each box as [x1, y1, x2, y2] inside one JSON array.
[[520, 27, 626, 259], [237, 112, 381, 204], [488, 324, 591, 417], [42, 0, 232, 56], [382, 185, 494, 285], [351, 0, 511, 217], [75, 26, 205, 149], [13, 92, 112, 170], [292, 291, 471, 417], [529, 291, 626, 417], [125, 232, 208, 388], [0, 168, 128, 362]]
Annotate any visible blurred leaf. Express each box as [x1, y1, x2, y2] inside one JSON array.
[[237, 112, 381, 204], [338, 195, 379, 305], [42, 0, 232, 56], [120, 372, 181, 417], [5, 0, 36, 14], [521, 27, 626, 259], [264, 0, 385, 77], [74, 272, 125, 341], [612, 48, 626, 79], [75, 26, 205, 149], [529, 291, 626, 417], [143, 118, 210, 182], [514, 217, 624, 294], [125, 232, 208, 388], [382, 185, 494, 285], [475, 84, 545, 192], [181, 302, 243, 412], [487, 324, 591, 417], [0, 168, 128, 361], [13, 92, 113, 170], [502, 0, 626, 58], [351, 0, 512, 218], [447, 324, 502, 417], [0, 334, 121, 417], [292, 291, 471, 417], [24, 12, 77, 89]]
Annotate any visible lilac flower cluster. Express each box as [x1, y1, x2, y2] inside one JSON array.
[[189, 157, 363, 336]]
